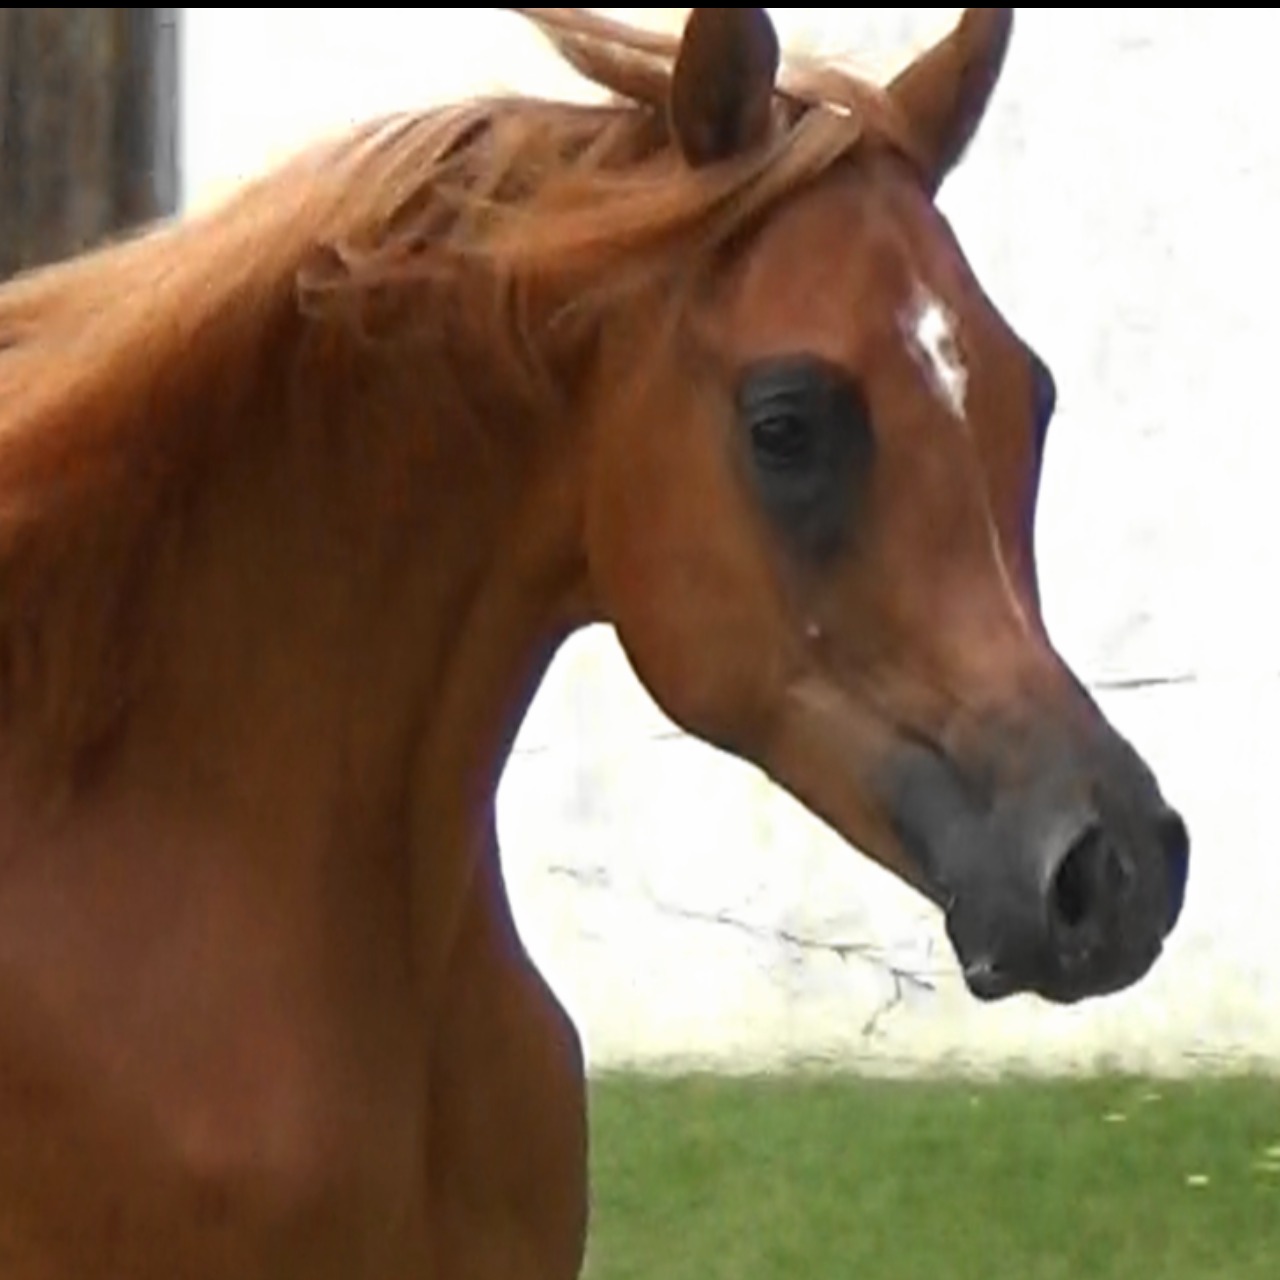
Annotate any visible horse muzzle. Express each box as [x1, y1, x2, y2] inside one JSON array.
[[887, 717, 1190, 1005]]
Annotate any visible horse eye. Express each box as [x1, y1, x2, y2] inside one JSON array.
[[751, 411, 813, 468], [735, 355, 875, 561], [737, 357, 869, 471]]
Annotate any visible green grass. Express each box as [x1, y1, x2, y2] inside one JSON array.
[[584, 1073, 1280, 1280]]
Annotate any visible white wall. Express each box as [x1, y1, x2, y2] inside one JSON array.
[[183, 9, 1280, 1076]]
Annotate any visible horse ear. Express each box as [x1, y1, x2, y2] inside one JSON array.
[[669, 8, 780, 168], [887, 8, 1014, 193]]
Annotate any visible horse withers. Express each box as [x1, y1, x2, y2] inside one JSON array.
[[0, 7, 1186, 1279]]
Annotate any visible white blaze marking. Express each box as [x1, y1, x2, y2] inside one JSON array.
[[898, 280, 1033, 637], [901, 284, 968, 421]]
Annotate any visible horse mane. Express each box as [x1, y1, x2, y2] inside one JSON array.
[[0, 7, 918, 782]]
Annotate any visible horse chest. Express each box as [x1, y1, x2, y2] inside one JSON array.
[[0, 793, 437, 1279]]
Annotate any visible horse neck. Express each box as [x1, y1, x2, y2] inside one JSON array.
[[97, 350, 592, 955]]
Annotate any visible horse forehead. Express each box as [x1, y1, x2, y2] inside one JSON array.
[[748, 164, 967, 312], [721, 176, 939, 346]]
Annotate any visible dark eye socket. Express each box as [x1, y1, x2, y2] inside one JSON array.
[[735, 355, 875, 561], [1030, 350, 1057, 442], [738, 357, 870, 471]]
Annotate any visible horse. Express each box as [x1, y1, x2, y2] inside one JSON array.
[[0, 6, 1188, 1278]]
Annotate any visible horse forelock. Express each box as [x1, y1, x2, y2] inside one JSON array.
[[0, 7, 921, 781]]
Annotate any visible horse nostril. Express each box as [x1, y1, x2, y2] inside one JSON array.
[[1048, 823, 1133, 935], [1157, 809, 1190, 933]]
